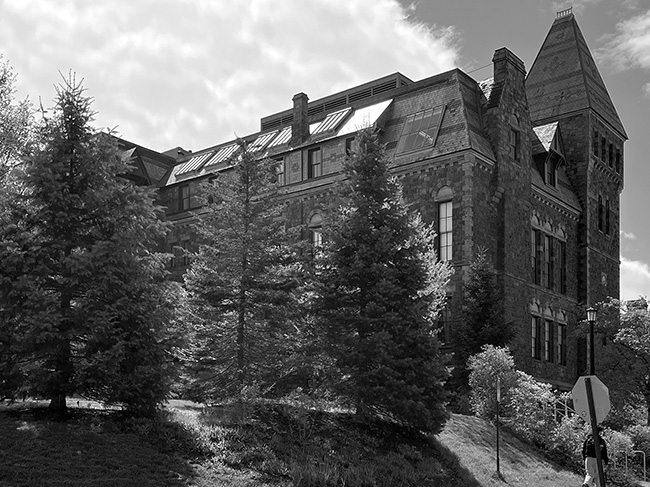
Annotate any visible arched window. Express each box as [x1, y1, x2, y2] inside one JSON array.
[[436, 186, 453, 262], [308, 213, 323, 247]]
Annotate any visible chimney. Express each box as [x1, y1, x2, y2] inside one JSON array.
[[291, 92, 309, 146], [492, 47, 526, 88]]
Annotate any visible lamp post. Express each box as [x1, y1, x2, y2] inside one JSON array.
[[587, 307, 597, 375]]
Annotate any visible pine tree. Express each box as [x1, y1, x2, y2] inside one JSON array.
[[183, 141, 305, 401], [449, 249, 515, 402], [314, 129, 452, 432], [0, 76, 180, 416]]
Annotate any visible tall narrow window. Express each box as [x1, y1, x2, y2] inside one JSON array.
[[274, 157, 285, 185], [592, 130, 599, 156], [546, 235, 555, 290], [532, 229, 543, 285], [509, 129, 520, 161], [532, 316, 541, 360], [615, 149, 621, 173], [601, 136, 607, 161], [345, 137, 355, 157], [545, 158, 556, 187], [559, 240, 567, 294], [544, 320, 554, 362], [307, 147, 322, 179], [557, 323, 567, 365], [309, 213, 323, 247], [396, 106, 444, 153], [598, 195, 604, 232], [169, 242, 177, 269], [608, 143, 614, 168], [438, 305, 452, 344], [179, 184, 190, 211], [605, 199, 611, 235], [438, 201, 453, 262], [180, 239, 191, 267]]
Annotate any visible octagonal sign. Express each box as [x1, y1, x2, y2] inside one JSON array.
[[571, 375, 610, 425]]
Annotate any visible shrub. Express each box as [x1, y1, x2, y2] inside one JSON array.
[[467, 345, 518, 420]]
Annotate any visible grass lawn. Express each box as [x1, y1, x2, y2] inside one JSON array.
[[0, 399, 586, 487]]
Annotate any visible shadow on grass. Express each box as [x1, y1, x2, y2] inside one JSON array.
[[0, 407, 196, 487]]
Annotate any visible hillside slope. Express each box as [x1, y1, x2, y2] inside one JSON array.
[[437, 414, 583, 487]]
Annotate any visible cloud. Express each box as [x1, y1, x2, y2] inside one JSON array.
[[621, 256, 650, 301], [551, 0, 602, 15], [621, 230, 637, 240], [0, 0, 460, 152], [595, 8, 650, 73]]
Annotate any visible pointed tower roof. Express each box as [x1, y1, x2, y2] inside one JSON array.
[[526, 10, 627, 139]]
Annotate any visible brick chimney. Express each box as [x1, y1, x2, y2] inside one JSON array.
[[291, 92, 309, 147]]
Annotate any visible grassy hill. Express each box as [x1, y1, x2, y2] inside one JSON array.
[[0, 399, 585, 487]]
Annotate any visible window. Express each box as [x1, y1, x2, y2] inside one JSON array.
[[557, 323, 567, 365], [169, 242, 177, 269], [396, 106, 444, 153], [179, 184, 190, 211], [592, 131, 599, 156], [345, 137, 355, 157], [544, 158, 556, 187], [309, 213, 323, 247], [532, 229, 543, 285], [615, 149, 621, 173], [438, 305, 452, 344], [180, 240, 190, 267], [608, 143, 614, 168], [509, 129, 520, 161], [601, 136, 607, 161], [532, 316, 542, 359], [605, 198, 611, 235], [307, 147, 322, 179], [598, 195, 604, 232], [544, 235, 555, 290], [169, 240, 190, 268], [438, 201, 453, 262], [544, 320, 554, 362], [559, 240, 567, 294], [274, 157, 285, 185]]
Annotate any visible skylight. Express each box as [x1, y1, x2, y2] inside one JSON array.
[[267, 126, 291, 148], [312, 107, 351, 135], [248, 131, 278, 152], [175, 151, 215, 176], [396, 105, 445, 153], [203, 144, 239, 169]]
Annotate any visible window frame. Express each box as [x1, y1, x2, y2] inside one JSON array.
[[438, 200, 453, 262], [544, 319, 554, 363], [532, 316, 542, 360], [307, 147, 322, 179], [179, 184, 191, 211], [395, 105, 445, 154], [509, 128, 520, 161], [557, 323, 567, 365]]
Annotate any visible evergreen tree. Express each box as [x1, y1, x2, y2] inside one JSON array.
[[184, 141, 304, 400], [449, 249, 515, 403], [314, 129, 452, 432], [0, 76, 180, 416]]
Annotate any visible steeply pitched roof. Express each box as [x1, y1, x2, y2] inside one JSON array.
[[526, 12, 627, 139]]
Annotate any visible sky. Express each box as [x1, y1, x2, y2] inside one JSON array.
[[1, 0, 648, 301]]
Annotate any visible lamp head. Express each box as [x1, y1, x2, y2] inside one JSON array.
[[586, 307, 597, 323]]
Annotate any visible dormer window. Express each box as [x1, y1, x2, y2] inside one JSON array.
[[544, 158, 557, 187], [396, 106, 444, 154]]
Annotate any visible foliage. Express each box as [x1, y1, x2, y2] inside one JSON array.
[[0, 54, 33, 175], [183, 140, 306, 401], [450, 250, 516, 400], [467, 345, 518, 419], [313, 128, 453, 432], [580, 298, 650, 426], [0, 75, 179, 415]]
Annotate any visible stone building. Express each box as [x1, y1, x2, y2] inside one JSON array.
[[123, 11, 625, 390]]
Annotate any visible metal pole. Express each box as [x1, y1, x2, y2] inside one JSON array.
[[586, 377, 606, 487], [496, 376, 500, 478], [590, 319, 595, 375]]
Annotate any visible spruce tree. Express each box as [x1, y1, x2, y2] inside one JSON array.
[[449, 249, 515, 402], [314, 129, 452, 432], [184, 141, 304, 400], [0, 76, 180, 415]]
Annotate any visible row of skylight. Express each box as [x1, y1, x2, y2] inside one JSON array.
[[174, 100, 388, 178]]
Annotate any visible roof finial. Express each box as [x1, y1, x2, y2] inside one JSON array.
[[557, 6, 573, 18]]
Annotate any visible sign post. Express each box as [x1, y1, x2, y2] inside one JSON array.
[[572, 376, 610, 487]]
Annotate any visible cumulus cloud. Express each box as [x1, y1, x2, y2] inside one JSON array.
[[621, 256, 650, 301], [596, 8, 650, 73], [0, 0, 460, 152], [621, 230, 637, 240]]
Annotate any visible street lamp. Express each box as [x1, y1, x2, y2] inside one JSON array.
[[587, 307, 597, 375]]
